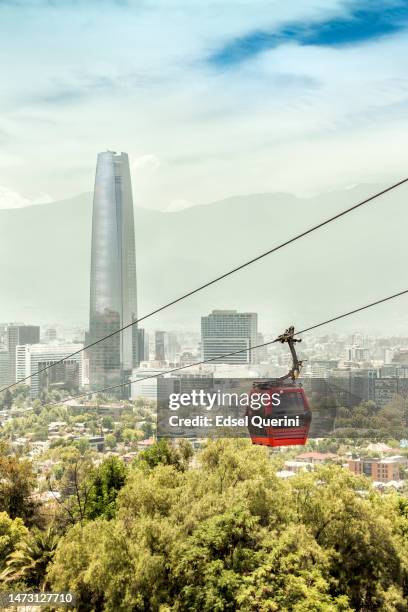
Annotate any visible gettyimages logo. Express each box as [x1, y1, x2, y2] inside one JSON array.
[[168, 390, 281, 411], [166, 389, 302, 433]]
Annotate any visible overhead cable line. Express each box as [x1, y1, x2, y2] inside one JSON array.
[[47, 287, 408, 406], [1, 176, 407, 395]]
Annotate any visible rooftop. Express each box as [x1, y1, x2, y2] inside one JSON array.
[[296, 452, 337, 461]]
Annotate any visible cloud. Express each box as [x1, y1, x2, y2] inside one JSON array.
[[208, 1, 408, 67], [0, 186, 53, 209], [0, 0, 129, 6], [20, 72, 148, 107], [133, 154, 160, 172], [1, 0, 408, 210]]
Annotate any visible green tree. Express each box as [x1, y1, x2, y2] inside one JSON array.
[[236, 525, 351, 612], [102, 416, 114, 430], [0, 512, 28, 572], [49, 452, 95, 527], [141, 419, 154, 439], [105, 434, 117, 450], [292, 466, 407, 610], [76, 437, 90, 455], [122, 427, 137, 445], [0, 528, 59, 589], [46, 440, 408, 611], [85, 456, 127, 520], [32, 400, 42, 416], [2, 389, 13, 410], [0, 442, 37, 523], [47, 519, 130, 611], [135, 439, 191, 472]]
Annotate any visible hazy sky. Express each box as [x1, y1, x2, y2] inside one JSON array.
[[1, 0, 408, 211]]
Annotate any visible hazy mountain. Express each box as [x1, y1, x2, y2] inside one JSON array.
[[1, 182, 407, 336]]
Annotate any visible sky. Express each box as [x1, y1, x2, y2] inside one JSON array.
[[1, 0, 408, 211]]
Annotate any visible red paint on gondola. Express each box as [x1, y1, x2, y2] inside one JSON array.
[[248, 385, 311, 447], [247, 326, 311, 447]]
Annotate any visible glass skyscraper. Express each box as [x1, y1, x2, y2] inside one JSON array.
[[88, 151, 138, 394]]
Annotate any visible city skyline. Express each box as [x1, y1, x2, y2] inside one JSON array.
[[2, 179, 408, 333]]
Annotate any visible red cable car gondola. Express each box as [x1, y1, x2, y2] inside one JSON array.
[[247, 326, 311, 447]]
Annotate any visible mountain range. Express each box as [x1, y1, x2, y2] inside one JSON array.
[[1, 182, 407, 336]]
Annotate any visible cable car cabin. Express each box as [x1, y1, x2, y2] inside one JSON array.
[[247, 381, 311, 447], [247, 325, 311, 447]]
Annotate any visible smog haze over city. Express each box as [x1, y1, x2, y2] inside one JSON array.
[[1, 1, 408, 336]]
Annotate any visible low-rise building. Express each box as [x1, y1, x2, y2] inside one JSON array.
[[48, 420, 67, 433], [348, 455, 407, 482], [296, 451, 338, 463], [137, 438, 155, 450], [87, 436, 105, 452], [276, 470, 295, 479], [284, 460, 313, 473]]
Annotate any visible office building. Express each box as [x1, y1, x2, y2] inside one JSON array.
[[255, 332, 268, 363], [392, 349, 408, 364], [45, 328, 57, 342], [135, 328, 149, 365], [143, 330, 149, 362], [0, 350, 11, 389], [16, 344, 84, 399], [7, 325, 40, 382], [88, 151, 138, 395], [155, 331, 166, 362], [201, 310, 258, 364], [345, 345, 370, 362], [131, 365, 168, 400], [0, 324, 8, 348], [328, 369, 377, 407], [374, 377, 408, 407], [167, 332, 181, 362], [348, 456, 407, 483]]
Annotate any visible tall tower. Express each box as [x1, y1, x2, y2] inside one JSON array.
[[88, 151, 137, 394]]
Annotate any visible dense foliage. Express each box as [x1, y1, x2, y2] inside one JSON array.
[[0, 439, 407, 610]]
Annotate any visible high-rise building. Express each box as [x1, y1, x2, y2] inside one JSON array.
[[16, 344, 84, 399], [345, 346, 370, 362], [45, 328, 57, 342], [155, 331, 166, 362], [7, 325, 40, 382], [255, 332, 268, 363], [143, 331, 150, 362], [135, 328, 149, 365], [0, 350, 11, 389], [201, 310, 258, 364], [167, 332, 181, 362], [0, 324, 8, 348], [88, 151, 138, 395]]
